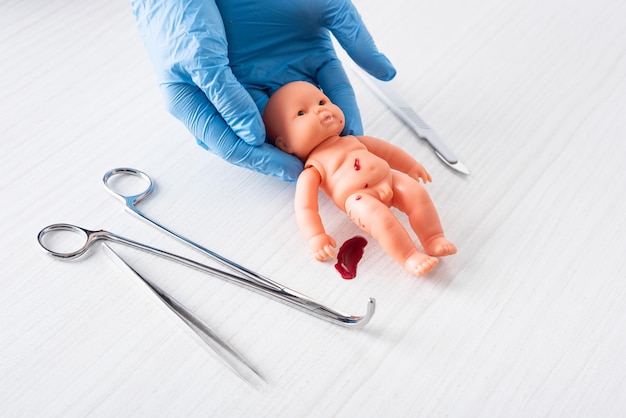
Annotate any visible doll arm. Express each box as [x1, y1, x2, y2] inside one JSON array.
[[358, 136, 432, 183], [294, 167, 337, 260]]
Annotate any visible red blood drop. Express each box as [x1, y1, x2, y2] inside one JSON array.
[[335, 236, 368, 280], [354, 158, 361, 170]]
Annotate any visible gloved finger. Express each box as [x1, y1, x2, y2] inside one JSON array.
[[321, 0, 396, 81], [162, 82, 264, 146], [199, 139, 304, 182], [222, 142, 304, 183], [163, 83, 303, 181], [316, 58, 363, 136], [190, 65, 266, 146], [133, 0, 265, 146], [247, 87, 270, 118]]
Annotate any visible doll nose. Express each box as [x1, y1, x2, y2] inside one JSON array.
[[319, 110, 332, 121]]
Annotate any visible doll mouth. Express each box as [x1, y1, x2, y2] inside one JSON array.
[[321, 114, 333, 123]]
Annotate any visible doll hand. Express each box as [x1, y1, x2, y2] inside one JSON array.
[[308, 234, 337, 261], [130, 0, 303, 182], [408, 163, 433, 183], [216, 0, 396, 136]]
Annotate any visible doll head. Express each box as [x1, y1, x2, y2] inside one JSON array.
[[263, 81, 345, 161]]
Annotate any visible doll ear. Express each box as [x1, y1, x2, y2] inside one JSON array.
[[274, 136, 290, 153]]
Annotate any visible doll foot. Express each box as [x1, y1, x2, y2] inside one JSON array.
[[404, 252, 439, 276], [424, 236, 457, 257]]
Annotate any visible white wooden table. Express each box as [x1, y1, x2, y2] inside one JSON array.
[[2, 0, 625, 416]]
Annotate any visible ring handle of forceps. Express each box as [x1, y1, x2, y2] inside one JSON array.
[[37, 224, 376, 327], [38, 223, 105, 259], [103, 167, 154, 208]]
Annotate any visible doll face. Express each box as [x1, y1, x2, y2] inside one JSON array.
[[263, 81, 345, 161]]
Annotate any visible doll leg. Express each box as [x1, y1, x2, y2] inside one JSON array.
[[391, 172, 457, 257], [344, 192, 438, 276]]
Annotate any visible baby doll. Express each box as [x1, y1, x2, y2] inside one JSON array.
[[263, 81, 456, 276]]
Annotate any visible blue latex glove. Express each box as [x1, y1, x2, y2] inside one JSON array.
[[130, 0, 395, 182]]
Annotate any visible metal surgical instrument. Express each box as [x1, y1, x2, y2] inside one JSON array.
[[101, 243, 262, 384], [352, 66, 471, 175], [101, 167, 375, 327], [37, 220, 373, 327]]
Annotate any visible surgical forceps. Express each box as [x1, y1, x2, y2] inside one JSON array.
[[55, 167, 375, 327], [40, 223, 272, 382], [101, 242, 262, 384]]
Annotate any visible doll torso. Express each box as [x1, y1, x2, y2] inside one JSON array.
[[305, 135, 393, 211]]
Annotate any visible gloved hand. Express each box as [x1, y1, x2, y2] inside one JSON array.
[[130, 0, 395, 182]]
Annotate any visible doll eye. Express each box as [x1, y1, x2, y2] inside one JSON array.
[[297, 110, 305, 116], [319, 100, 326, 106]]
